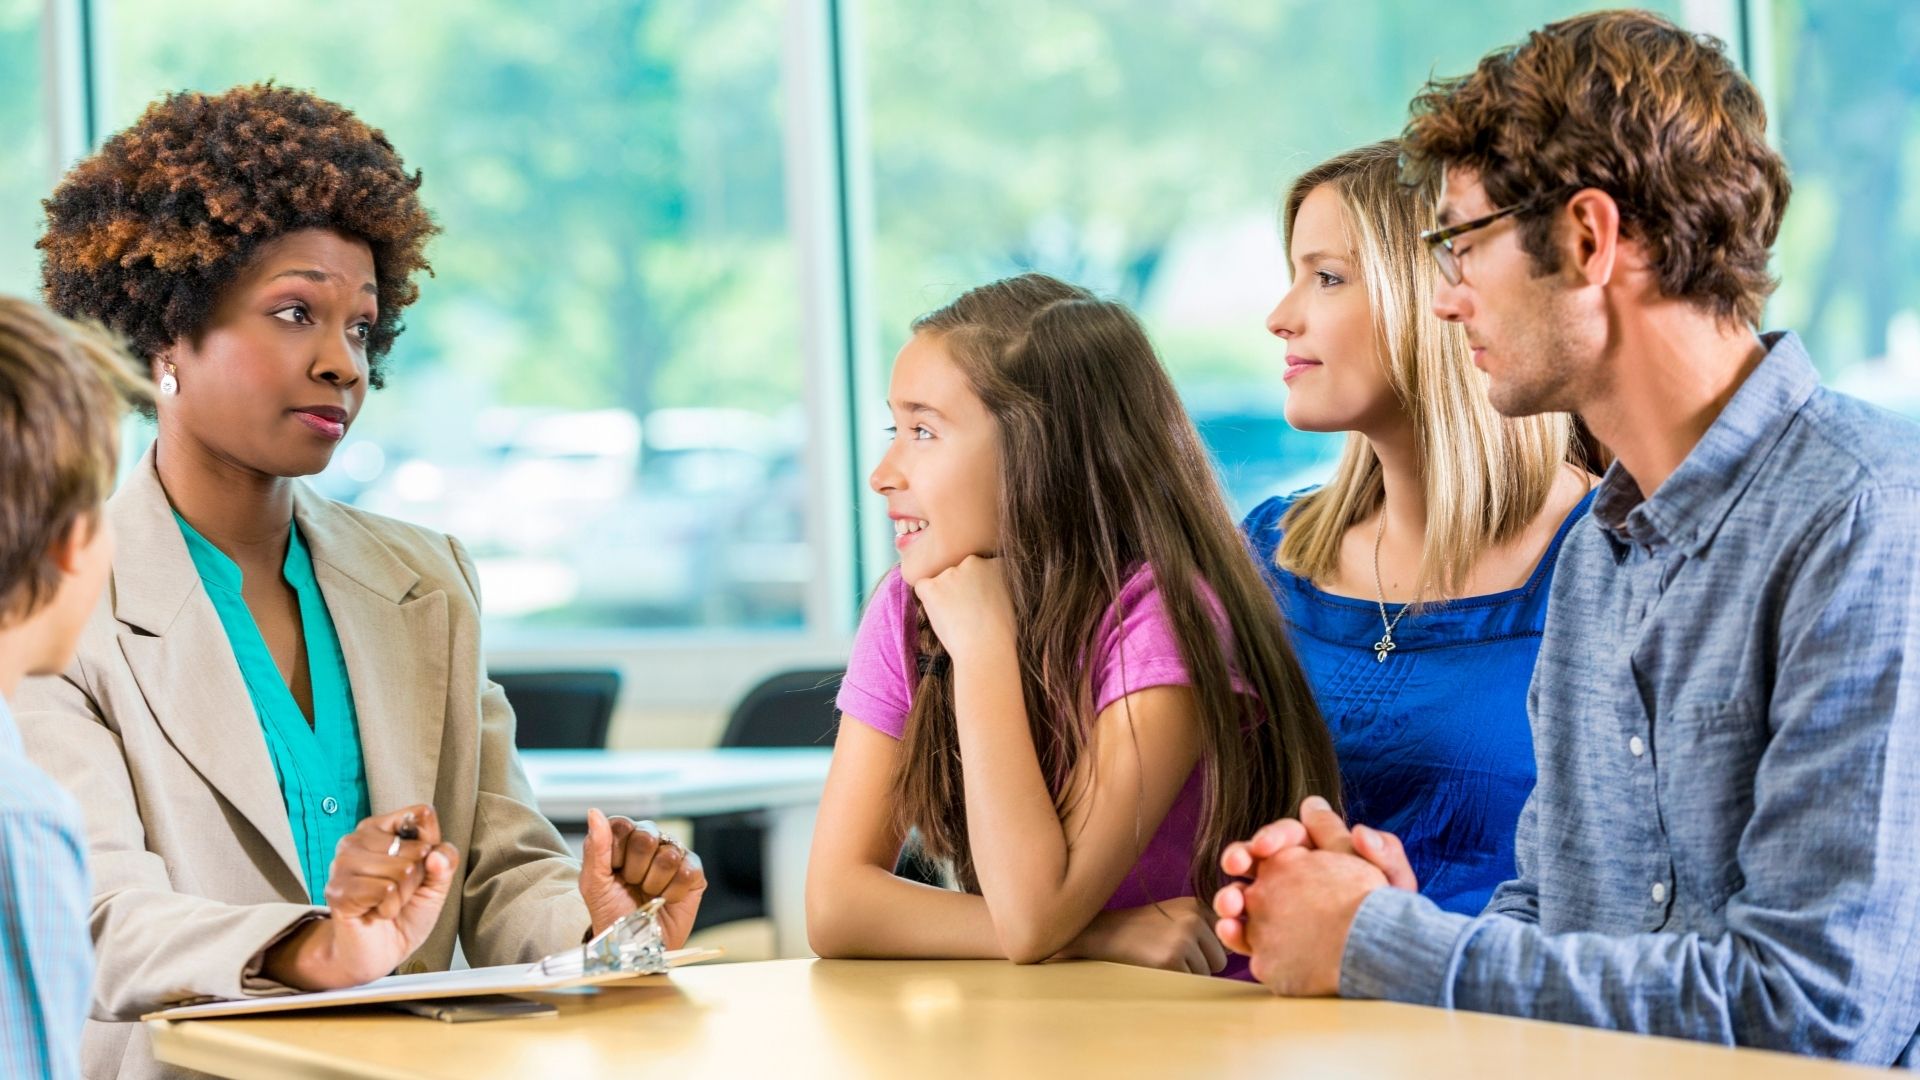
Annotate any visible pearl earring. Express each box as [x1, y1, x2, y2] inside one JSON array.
[[159, 362, 178, 396]]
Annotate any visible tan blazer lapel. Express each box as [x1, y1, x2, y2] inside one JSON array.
[[295, 486, 449, 816], [110, 446, 307, 896]]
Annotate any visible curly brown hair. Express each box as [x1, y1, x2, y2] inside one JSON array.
[[37, 83, 438, 389], [1399, 9, 1791, 327]]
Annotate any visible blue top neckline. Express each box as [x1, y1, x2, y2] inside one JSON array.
[[1269, 486, 1597, 614]]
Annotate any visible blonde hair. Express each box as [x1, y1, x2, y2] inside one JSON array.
[[1276, 141, 1572, 599]]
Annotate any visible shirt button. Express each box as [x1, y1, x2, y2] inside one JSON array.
[[1629, 736, 1646, 758], [321, 797, 339, 815], [1651, 881, 1668, 904]]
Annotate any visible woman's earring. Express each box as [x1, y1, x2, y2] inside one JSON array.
[[158, 362, 178, 397]]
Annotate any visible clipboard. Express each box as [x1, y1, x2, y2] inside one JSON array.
[[144, 947, 721, 1021], [145, 899, 721, 1022]]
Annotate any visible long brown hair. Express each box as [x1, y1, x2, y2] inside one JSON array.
[[890, 272, 1341, 897]]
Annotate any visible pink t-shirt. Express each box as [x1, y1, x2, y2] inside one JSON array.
[[835, 566, 1254, 980]]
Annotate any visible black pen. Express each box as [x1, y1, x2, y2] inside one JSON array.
[[388, 812, 420, 856]]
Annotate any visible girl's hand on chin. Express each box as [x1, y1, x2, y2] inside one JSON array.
[[912, 554, 1016, 663]]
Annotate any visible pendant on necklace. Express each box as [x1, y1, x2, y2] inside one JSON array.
[[1373, 634, 1396, 662]]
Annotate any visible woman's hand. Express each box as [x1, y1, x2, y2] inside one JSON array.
[[1065, 898, 1227, 976], [263, 804, 460, 990], [912, 554, 1017, 665], [579, 808, 708, 949]]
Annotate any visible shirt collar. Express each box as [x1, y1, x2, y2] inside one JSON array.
[[1590, 330, 1819, 557], [282, 523, 319, 591], [173, 510, 317, 595]]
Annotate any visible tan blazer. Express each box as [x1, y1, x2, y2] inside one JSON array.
[[16, 446, 590, 1079]]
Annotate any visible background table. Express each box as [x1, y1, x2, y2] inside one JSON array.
[[520, 748, 830, 956], [149, 958, 1886, 1079]]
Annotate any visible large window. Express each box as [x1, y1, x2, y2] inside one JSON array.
[[1765, 0, 1920, 416], [101, 0, 813, 637], [1, 0, 1912, 731], [0, 0, 45, 297], [850, 0, 1681, 531]]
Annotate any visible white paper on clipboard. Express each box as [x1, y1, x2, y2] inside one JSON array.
[[147, 897, 717, 1021], [143, 947, 721, 1022]]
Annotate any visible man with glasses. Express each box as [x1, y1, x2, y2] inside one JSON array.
[[1213, 10, 1920, 1066]]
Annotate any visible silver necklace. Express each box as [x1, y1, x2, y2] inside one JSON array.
[[1371, 512, 1418, 662]]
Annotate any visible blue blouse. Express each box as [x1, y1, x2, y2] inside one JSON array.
[[175, 512, 370, 906], [1241, 489, 1593, 915]]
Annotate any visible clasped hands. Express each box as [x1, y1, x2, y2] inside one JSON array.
[[1209, 796, 1419, 996]]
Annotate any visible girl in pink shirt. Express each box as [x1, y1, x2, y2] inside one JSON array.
[[806, 273, 1340, 978]]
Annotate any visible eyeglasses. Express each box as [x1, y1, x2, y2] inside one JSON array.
[[1419, 195, 1549, 286]]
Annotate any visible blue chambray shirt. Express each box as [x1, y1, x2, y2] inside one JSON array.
[[1339, 332, 1920, 1066], [0, 693, 92, 1080]]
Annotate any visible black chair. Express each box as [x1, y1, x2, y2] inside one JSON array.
[[692, 667, 947, 933], [720, 668, 846, 750], [495, 669, 621, 750], [691, 668, 845, 930]]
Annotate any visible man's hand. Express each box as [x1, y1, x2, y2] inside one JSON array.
[[1236, 845, 1387, 996], [1213, 797, 1416, 955]]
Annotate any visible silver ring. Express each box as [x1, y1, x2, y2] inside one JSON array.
[[387, 835, 403, 857]]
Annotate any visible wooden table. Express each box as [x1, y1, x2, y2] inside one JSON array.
[[519, 748, 832, 956], [148, 958, 1886, 1079]]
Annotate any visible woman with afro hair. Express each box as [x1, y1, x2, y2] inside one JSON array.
[[20, 83, 705, 1079]]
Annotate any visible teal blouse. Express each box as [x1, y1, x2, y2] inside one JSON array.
[[174, 512, 370, 906]]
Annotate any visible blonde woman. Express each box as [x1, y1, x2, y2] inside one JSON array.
[[1239, 140, 1593, 914]]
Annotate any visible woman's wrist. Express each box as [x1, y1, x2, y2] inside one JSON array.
[[584, 893, 633, 938], [260, 917, 342, 991]]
